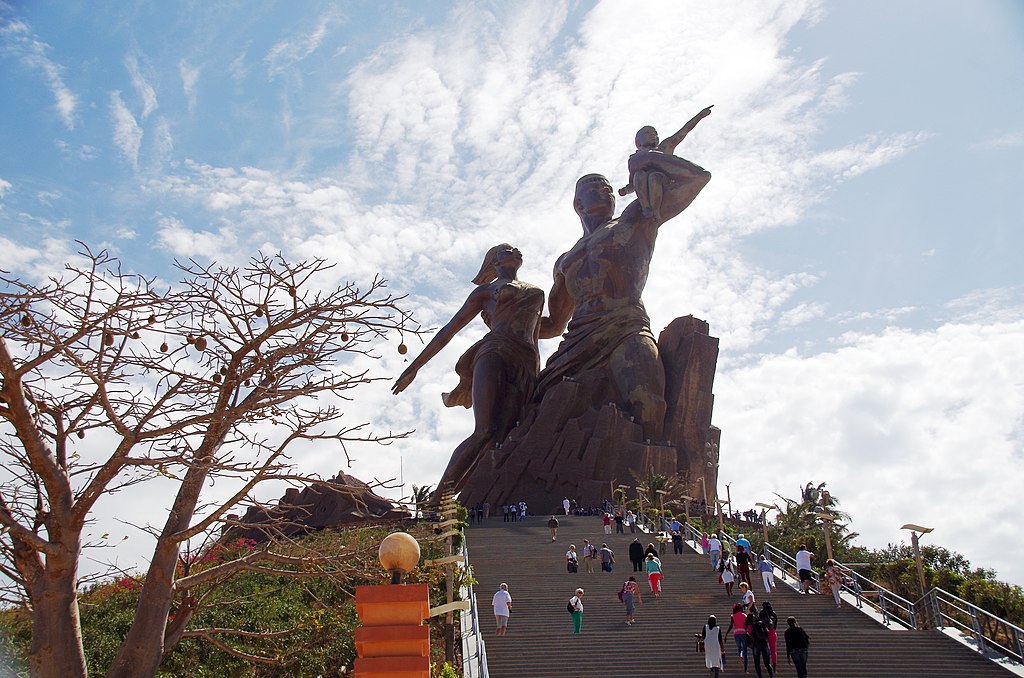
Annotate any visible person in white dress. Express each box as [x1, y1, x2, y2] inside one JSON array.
[[701, 614, 725, 677]]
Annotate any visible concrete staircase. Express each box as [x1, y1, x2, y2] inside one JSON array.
[[466, 515, 1013, 678]]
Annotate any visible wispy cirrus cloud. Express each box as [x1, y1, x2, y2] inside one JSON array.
[[264, 9, 344, 79], [125, 51, 158, 119], [179, 59, 200, 113], [974, 130, 1024, 150], [0, 16, 78, 129], [110, 91, 143, 169]]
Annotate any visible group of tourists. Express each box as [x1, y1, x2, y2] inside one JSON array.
[[701, 607, 810, 678], [487, 510, 825, 677], [695, 533, 819, 677]]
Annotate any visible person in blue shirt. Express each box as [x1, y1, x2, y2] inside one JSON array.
[[736, 533, 751, 553]]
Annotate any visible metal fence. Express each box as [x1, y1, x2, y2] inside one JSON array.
[[929, 587, 1024, 663], [459, 541, 489, 678]]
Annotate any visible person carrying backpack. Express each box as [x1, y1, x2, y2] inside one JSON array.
[[746, 613, 774, 678], [620, 576, 642, 625]]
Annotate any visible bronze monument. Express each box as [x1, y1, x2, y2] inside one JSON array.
[[398, 108, 721, 511]]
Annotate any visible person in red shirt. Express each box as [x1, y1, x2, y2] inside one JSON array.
[[725, 603, 749, 674]]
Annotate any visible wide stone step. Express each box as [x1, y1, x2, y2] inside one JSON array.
[[465, 515, 1014, 678]]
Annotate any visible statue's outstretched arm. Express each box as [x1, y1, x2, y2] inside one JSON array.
[[392, 287, 487, 394]]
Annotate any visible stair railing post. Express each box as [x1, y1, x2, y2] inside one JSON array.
[[970, 604, 988, 655], [879, 590, 890, 626]]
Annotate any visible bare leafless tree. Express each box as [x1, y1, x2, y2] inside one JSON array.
[[0, 246, 420, 677]]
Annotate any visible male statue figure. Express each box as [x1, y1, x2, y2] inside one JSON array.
[[537, 106, 713, 442]]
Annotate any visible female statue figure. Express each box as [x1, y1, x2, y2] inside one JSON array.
[[393, 244, 544, 493]]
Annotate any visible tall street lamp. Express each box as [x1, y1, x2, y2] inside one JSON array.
[[810, 512, 838, 561], [635, 487, 646, 530], [680, 494, 693, 524], [656, 489, 668, 554], [755, 502, 778, 555], [696, 477, 708, 513], [616, 484, 630, 519], [901, 524, 933, 602], [704, 441, 719, 511], [716, 499, 728, 533]]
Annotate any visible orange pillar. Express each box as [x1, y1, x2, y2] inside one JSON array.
[[354, 583, 430, 678]]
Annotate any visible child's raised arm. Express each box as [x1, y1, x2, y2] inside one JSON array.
[[660, 105, 713, 154]]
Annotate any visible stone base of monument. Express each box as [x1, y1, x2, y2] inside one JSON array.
[[458, 315, 720, 514], [461, 389, 677, 512]]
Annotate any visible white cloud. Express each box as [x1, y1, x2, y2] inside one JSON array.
[[0, 236, 75, 279], [179, 59, 200, 113], [155, 216, 238, 261], [779, 302, 828, 329], [150, 117, 174, 167], [973, 130, 1024, 150], [110, 91, 143, 169], [0, 177, 11, 198], [125, 51, 158, 119], [0, 16, 78, 129], [264, 9, 343, 79], [716, 320, 1024, 581]]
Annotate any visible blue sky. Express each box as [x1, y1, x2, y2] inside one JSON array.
[[2, 1, 1023, 585]]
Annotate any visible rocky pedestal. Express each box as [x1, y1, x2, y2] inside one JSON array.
[[459, 314, 719, 513], [233, 471, 409, 542]]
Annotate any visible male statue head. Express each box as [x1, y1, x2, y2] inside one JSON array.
[[573, 174, 616, 233]]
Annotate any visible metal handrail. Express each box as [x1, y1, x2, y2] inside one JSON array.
[[682, 520, 703, 551], [927, 586, 1024, 663], [459, 541, 488, 678], [829, 558, 917, 630], [756, 541, 921, 631]]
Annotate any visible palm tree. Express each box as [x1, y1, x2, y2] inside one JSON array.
[[631, 467, 690, 528], [770, 481, 858, 561], [411, 484, 433, 519]]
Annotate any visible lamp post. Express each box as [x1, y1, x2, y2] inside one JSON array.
[[724, 482, 733, 521], [715, 499, 728, 533], [901, 524, 933, 602], [616, 484, 629, 519], [810, 512, 838, 561], [680, 494, 693, 524], [635, 487, 646, 530], [704, 441, 719, 512], [755, 502, 777, 555], [656, 489, 668, 554], [696, 477, 708, 513]]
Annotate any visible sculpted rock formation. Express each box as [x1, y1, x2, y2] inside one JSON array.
[[458, 314, 719, 512], [231, 471, 408, 542]]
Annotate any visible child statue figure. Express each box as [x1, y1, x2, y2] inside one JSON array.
[[619, 105, 714, 219]]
